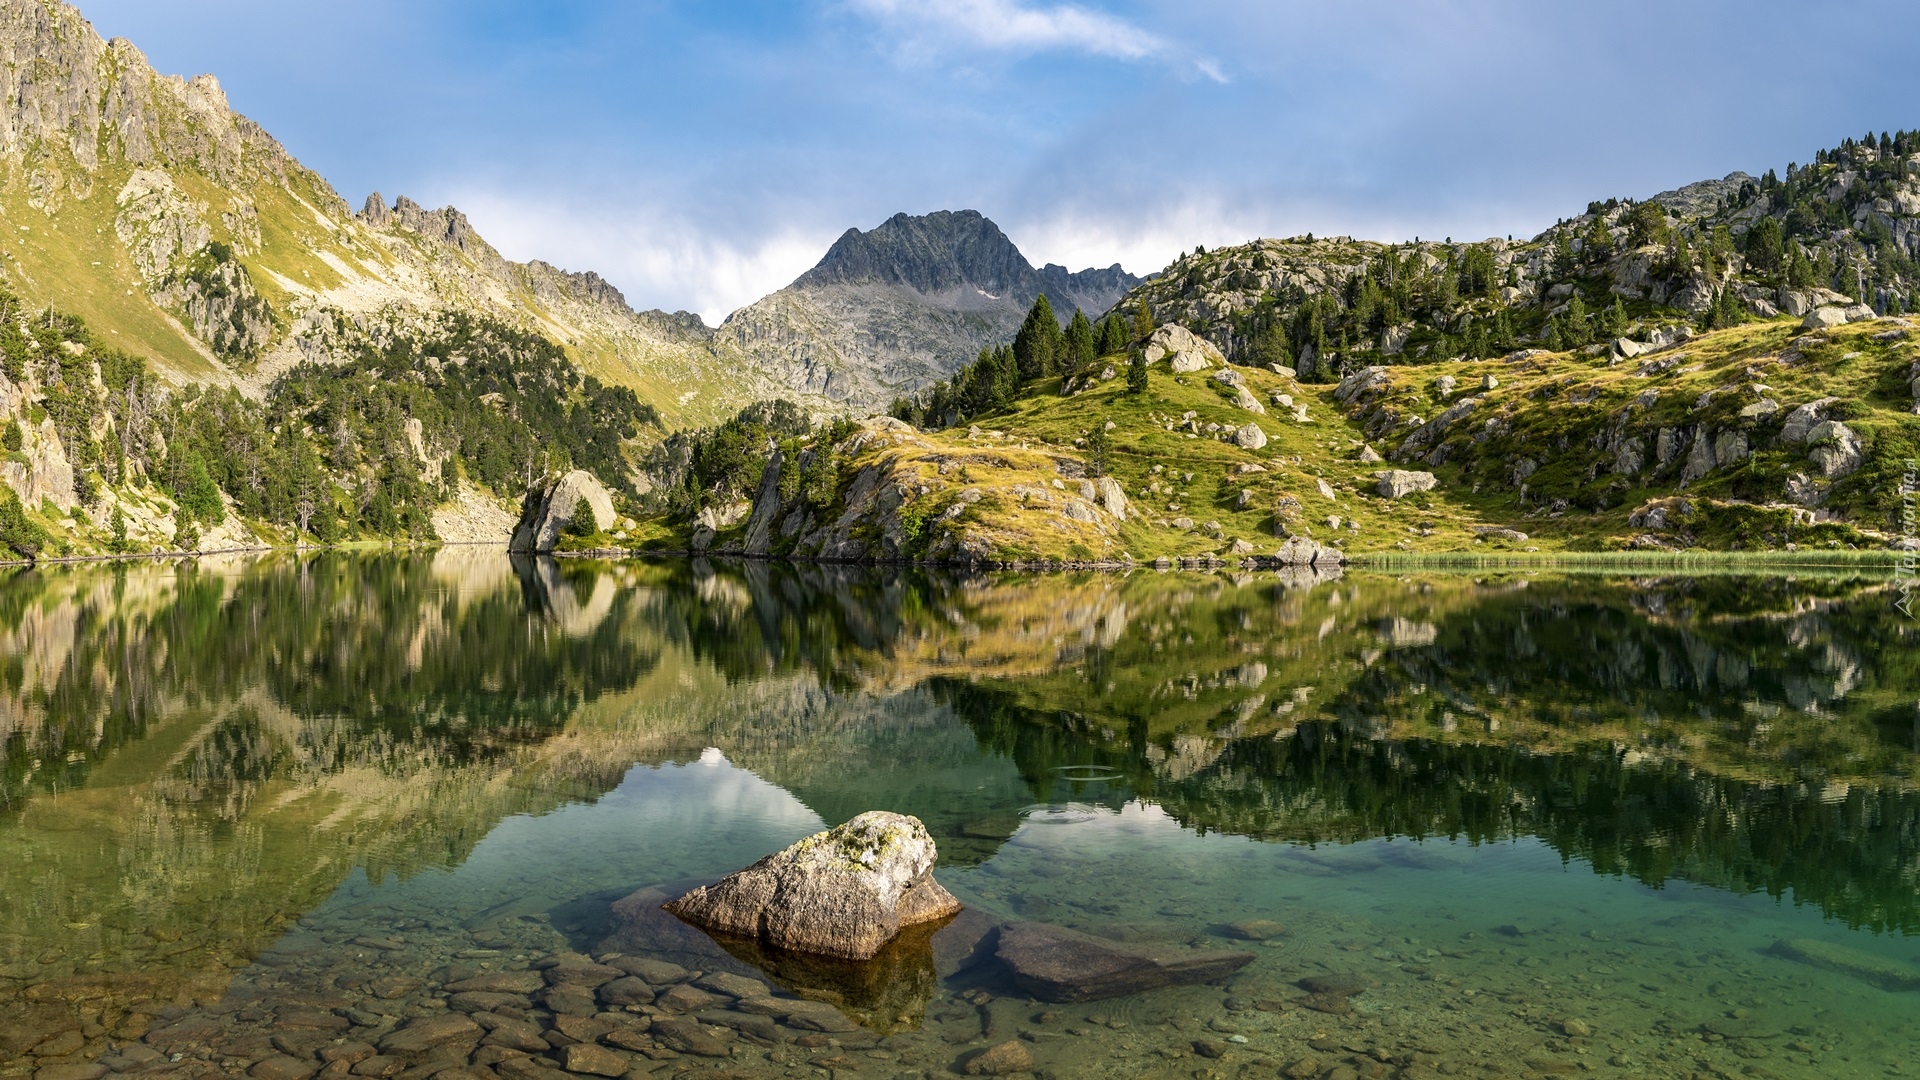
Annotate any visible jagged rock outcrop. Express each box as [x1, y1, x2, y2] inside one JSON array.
[[0, 0, 800, 429], [1143, 325, 1221, 373], [664, 811, 962, 961], [510, 470, 616, 552]]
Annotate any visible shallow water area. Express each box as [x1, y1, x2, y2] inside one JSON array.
[[2, 552, 1918, 1079]]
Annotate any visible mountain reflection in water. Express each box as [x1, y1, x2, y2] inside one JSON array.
[[0, 552, 1916, 1076]]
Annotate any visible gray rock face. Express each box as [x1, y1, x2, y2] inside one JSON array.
[[1142, 325, 1222, 373], [1274, 537, 1341, 567], [1781, 397, 1841, 443], [1334, 366, 1392, 404], [1712, 430, 1750, 469], [0, 418, 76, 511], [1232, 422, 1268, 450], [509, 470, 615, 552], [1803, 306, 1850, 330], [1682, 428, 1718, 483], [1806, 420, 1863, 479], [1376, 470, 1438, 499], [665, 812, 962, 961], [993, 922, 1255, 1003]]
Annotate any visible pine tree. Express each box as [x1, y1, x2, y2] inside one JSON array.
[[1599, 297, 1628, 339], [991, 344, 1020, 408], [1551, 233, 1577, 280], [1126, 349, 1148, 394], [1132, 300, 1154, 343], [1702, 286, 1745, 330], [1012, 295, 1060, 383], [1096, 316, 1127, 357], [1583, 216, 1614, 263], [1064, 308, 1096, 375], [1085, 421, 1111, 478], [1744, 217, 1785, 273], [1249, 322, 1292, 370], [1670, 229, 1693, 275], [1786, 243, 1815, 288], [1561, 296, 1592, 347], [109, 505, 128, 553]]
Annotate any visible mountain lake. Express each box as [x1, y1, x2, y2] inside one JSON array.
[[1, 552, 1916, 1079]]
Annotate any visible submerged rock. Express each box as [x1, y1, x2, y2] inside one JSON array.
[[665, 811, 962, 961], [994, 921, 1254, 1002], [1770, 938, 1920, 991], [964, 1040, 1035, 1075]]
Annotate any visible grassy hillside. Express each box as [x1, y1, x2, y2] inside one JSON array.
[[643, 310, 1913, 564]]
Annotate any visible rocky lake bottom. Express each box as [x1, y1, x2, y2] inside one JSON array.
[[1, 554, 1917, 1080]]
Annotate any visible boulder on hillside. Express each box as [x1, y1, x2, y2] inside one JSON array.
[[1273, 537, 1342, 567], [1142, 325, 1222, 373], [1802, 306, 1850, 330], [665, 812, 962, 961], [1233, 423, 1268, 450], [509, 470, 616, 552], [1082, 476, 1129, 520], [1334, 366, 1391, 404], [1806, 420, 1863, 479], [1375, 470, 1438, 499]]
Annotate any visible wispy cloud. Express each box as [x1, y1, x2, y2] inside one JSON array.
[[449, 190, 841, 325], [844, 0, 1223, 79]]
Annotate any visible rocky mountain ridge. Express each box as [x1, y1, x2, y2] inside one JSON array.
[[1114, 135, 1920, 377], [0, 0, 805, 431], [0, 0, 1145, 429]]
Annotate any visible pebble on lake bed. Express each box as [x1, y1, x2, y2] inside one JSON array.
[[964, 1040, 1035, 1075]]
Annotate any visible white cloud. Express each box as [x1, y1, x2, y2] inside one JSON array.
[[447, 190, 838, 324], [1009, 199, 1304, 289], [845, 0, 1222, 78]]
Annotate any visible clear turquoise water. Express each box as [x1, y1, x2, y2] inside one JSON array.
[[1, 553, 1917, 1078]]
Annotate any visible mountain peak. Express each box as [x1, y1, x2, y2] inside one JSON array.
[[793, 209, 1033, 295]]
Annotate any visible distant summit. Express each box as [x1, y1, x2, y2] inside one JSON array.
[[723, 210, 1140, 406], [794, 209, 1136, 318], [797, 210, 1032, 293]]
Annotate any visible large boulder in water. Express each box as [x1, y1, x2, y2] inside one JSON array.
[[994, 921, 1254, 1002], [664, 811, 962, 961]]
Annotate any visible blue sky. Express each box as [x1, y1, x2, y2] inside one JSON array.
[[76, 0, 1920, 323]]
